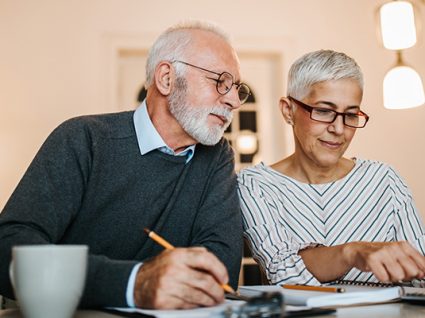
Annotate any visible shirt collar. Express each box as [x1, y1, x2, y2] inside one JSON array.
[[133, 100, 195, 162]]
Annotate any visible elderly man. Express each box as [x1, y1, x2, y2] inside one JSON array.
[[0, 21, 250, 309]]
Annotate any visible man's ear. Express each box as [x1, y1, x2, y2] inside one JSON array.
[[279, 97, 294, 125], [154, 61, 173, 96]]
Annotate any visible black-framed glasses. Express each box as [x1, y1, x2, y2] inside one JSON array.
[[288, 96, 369, 128], [171, 60, 251, 105]]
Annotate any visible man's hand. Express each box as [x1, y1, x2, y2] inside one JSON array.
[[344, 241, 425, 282], [133, 247, 229, 309]]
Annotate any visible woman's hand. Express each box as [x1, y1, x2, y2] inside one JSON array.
[[343, 241, 425, 283], [299, 241, 425, 283]]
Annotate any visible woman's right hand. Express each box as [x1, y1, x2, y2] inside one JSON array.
[[343, 241, 425, 283]]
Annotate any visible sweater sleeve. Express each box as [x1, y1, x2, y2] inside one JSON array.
[[237, 170, 322, 285], [388, 166, 425, 254], [189, 140, 243, 289], [0, 119, 137, 308]]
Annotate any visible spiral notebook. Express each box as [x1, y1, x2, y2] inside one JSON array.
[[329, 279, 425, 288], [239, 283, 407, 308], [328, 280, 425, 304]]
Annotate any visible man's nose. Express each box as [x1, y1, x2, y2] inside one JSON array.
[[224, 84, 242, 110]]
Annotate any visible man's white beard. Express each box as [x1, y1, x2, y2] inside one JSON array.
[[168, 77, 233, 145]]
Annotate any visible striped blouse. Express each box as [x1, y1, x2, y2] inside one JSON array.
[[237, 158, 425, 285]]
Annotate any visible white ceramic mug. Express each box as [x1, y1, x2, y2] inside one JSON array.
[[10, 244, 88, 318]]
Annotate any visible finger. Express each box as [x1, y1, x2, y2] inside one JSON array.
[[397, 256, 423, 280], [369, 262, 391, 283], [366, 252, 391, 282], [387, 262, 412, 282], [168, 260, 224, 304], [380, 253, 406, 282], [182, 248, 229, 285], [156, 292, 210, 310], [154, 293, 195, 309], [179, 284, 221, 307], [400, 242, 425, 272], [163, 276, 220, 308], [387, 242, 424, 280], [183, 267, 225, 303], [415, 270, 425, 279]]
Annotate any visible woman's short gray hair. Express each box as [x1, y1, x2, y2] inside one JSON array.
[[287, 50, 364, 99], [145, 20, 230, 89]]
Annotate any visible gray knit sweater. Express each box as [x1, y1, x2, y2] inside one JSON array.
[[0, 111, 242, 308]]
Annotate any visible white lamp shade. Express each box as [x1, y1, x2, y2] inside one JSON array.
[[235, 131, 258, 155], [383, 65, 425, 109], [379, 1, 417, 50]]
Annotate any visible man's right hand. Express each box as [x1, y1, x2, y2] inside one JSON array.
[[133, 247, 229, 309]]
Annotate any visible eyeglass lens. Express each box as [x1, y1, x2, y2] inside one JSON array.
[[217, 72, 251, 104], [311, 109, 367, 128]]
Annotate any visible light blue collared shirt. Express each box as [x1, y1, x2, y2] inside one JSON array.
[[126, 100, 196, 307], [133, 100, 195, 162]]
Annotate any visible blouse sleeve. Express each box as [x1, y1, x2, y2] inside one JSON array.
[[388, 166, 425, 254], [237, 171, 322, 285]]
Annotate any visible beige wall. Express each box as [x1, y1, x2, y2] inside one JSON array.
[[1, 0, 425, 219]]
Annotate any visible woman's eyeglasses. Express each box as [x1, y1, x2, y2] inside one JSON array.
[[288, 96, 369, 128]]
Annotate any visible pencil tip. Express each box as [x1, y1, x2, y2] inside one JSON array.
[[222, 284, 236, 294], [143, 228, 151, 234]]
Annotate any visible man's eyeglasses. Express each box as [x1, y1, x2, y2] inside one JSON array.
[[288, 96, 370, 128], [171, 60, 251, 105]]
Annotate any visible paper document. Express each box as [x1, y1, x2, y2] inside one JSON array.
[[110, 300, 243, 318]]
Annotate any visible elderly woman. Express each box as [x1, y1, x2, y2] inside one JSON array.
[[238, 50, 425, 286]]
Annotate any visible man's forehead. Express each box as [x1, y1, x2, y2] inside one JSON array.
[[187, 31, 241, 78]]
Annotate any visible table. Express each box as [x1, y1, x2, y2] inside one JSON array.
[[1, 303, 425, 317]]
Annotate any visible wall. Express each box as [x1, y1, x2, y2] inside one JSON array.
[[1, 0, 425, 218]]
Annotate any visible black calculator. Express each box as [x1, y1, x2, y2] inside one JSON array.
[[401, 291, 425, 305]]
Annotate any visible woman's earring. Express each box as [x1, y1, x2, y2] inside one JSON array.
[[287, 119, 293, 125]]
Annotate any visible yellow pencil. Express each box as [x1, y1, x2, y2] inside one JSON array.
[[282, 284, 345, 293], [144, 228, 236, 294]]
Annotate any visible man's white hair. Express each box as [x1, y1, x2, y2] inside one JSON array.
[[145, 20, 231, 88], [287, 49, 364, 100]]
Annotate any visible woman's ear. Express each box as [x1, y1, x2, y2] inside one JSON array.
[[154, 61, 173, 96], [279, 97, 294, 125]]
